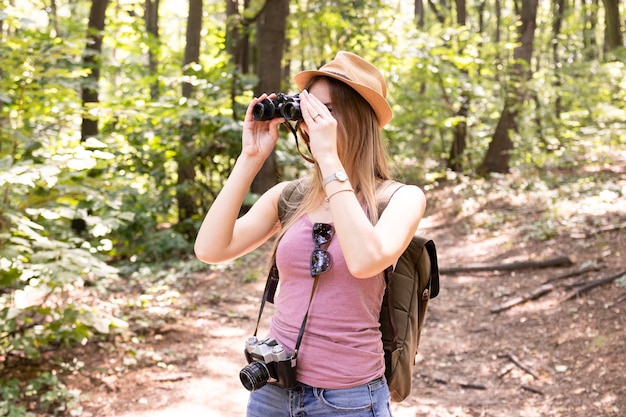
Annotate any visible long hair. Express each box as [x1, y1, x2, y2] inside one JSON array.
[[273, 76, 391, 248]]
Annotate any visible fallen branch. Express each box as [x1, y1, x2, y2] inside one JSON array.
[[521, 384, 544, 395], [560, 270, 626, 302], [441, 256, 573, 274], [458, 381, 487, 390], [498, 353, 539, 379], [542, 264, 602, 285], [490, 283, 555, 313]]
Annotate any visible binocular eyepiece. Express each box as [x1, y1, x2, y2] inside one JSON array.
[[253, 93, 302, 122]]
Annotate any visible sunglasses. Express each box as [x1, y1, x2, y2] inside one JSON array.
[[311, 223, 334, 277]]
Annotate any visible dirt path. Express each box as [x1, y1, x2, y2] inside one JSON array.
[[70, 189, 626, 417]]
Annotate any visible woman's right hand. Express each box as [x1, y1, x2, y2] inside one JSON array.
[[241, 94, 285, 163]]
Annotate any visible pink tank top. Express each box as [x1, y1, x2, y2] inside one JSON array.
[[268, 215, 386, 389]]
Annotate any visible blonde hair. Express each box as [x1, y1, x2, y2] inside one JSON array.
[[274, 76, 391, 245]]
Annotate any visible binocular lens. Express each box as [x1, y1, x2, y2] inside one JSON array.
[[282, 103, 302, 121], [240, 361, 270, 391], [252, 100, 275, 121]]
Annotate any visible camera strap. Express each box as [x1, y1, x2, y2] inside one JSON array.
[[292, 275, 320, 360], [285, 122, 316, 164], [252, 271, 321, 362]]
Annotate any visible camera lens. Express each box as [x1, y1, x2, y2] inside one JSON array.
[[239, 361, 270, 391], [281, 102, 302, 121], [252, 99, 276, 121]]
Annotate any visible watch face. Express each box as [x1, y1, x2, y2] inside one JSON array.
[[336, 171, 348, 181]]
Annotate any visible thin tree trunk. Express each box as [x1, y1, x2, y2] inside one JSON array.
[[552, 0, 564, 119], [49, 0, 60, 36], [602, 0, 624, 53], [479, 0, 538, 174], [250, 0, 289, 195], [81, 0, 110, 142], [447, 0, 469, 172], [144, 0, 161, 100], [415, 0, 425, 28], [582, 0, 599, 60], [176, 0, 203, 236], [428, 0, 446, 24]]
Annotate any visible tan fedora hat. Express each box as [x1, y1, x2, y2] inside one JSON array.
[[294, 51, 393, 128]]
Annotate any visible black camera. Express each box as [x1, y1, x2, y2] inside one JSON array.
[[252, 93, 302, 121], [240, 336, 297, 391]]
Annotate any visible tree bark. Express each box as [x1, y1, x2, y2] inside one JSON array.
[[582, 0, 599, 60], [176, 0, 203, 237], [552, 0, 564, 119], [144, 0, 161, 100], [602, 0, 624, 53], [81, 0, 110, 142], [250, 0, 289, 195], [226, 0, 252, 73], [415, 0, 425, 28], [447, 0, 469, 172], [479, 0, 538, 174]]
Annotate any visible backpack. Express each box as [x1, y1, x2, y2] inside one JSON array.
[[268, 179, 440, 402]]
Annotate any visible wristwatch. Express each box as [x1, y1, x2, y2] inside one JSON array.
[[323, 170, 348, 187]]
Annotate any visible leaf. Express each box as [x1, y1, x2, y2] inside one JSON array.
[[0, 267, 20, 287]]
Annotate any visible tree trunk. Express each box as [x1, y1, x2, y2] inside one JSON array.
[[176, 0, 203, 237], [226, 0, 251, 72], [447, 0, 469, 172], [144, 0, 161, 100], [415, 0, 425, 28], [81, 0, 110, 142], [250, 0, 289, 195], [552, 0, 564, 119], [479, 0, 538, 175], [226, 0, 256, 120], [182, 0, 202, 98], [428, 0, 446, 24], [494, 0, 501, 43], [602, 0, 624, 53], [582, 0, 599, 60], [49, 0, 60, 36]]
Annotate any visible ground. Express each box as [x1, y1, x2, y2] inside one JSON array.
[[63, 176, 625, 417]]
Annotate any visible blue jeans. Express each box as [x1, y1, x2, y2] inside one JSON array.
[[246, 376, 392, 417]]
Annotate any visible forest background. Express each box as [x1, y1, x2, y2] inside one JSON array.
[[1, 0, 625, 415]]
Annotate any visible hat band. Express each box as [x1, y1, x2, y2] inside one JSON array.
[[325, 70, 351, 81]]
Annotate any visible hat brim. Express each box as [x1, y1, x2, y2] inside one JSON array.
[[294, 70, 393, 128]]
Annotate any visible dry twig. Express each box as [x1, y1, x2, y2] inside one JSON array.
[[521, 384, 544, 395], [542, 264, 602, 285], [560, 270, 626, 302], [490, 284, 554, 313], [498, 353, 539, 379]]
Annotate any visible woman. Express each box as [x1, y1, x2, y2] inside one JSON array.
[[195, 51, 426, 416]]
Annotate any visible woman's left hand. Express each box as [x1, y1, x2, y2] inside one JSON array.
[[300, 89, 339, 164]]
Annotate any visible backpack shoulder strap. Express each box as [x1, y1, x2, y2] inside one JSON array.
[[376, 180, 406, 215], [278, 178, 307, 225]]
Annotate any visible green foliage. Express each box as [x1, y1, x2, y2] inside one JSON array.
[[0, 6, 126, 414], [0, 373, 81, 416]]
